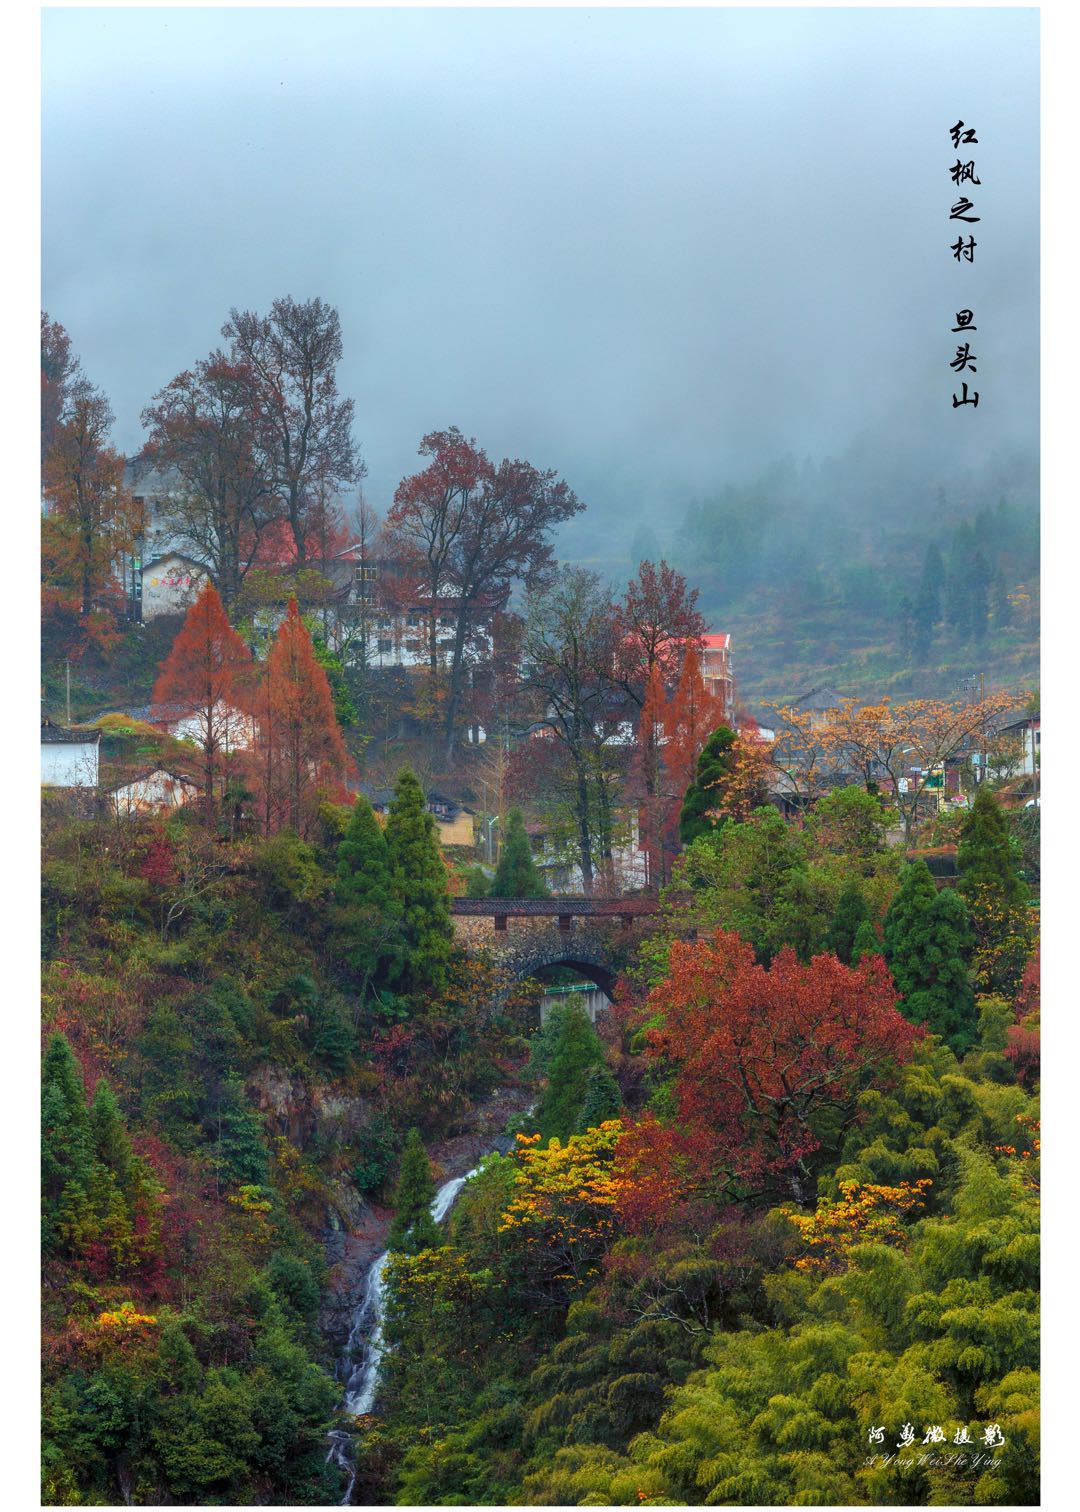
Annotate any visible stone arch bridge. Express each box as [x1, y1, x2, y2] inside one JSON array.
[[449, 897, 659, 1000]]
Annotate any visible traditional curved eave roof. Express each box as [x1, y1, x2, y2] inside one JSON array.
[[41, 719, 101, 745]]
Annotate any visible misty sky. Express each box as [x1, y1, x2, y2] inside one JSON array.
[[42, 6, 1039, 534]]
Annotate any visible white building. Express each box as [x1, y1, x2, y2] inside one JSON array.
[[141, 553, 207, 621], [157, 700, 256, 753], [995, 712, 1041, 778], [41, 720, 100, 788], [701, 632, 735, 721], [109, 767, 200, 817]]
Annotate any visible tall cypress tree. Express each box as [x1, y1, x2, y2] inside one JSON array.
[[678, 725, 737, 846], [824, 879, 870, 965], [388, 1127, 442, 1254], [957, 786, 1034, 995], [850, 917, 882, 964], [90, 1080, 134, 1186], [883, 860, 977, 1052], [384, 769, 453, 994], [958, 787, 1027, 904], [491, 808, 549, 898], [335, 795, 402, 988], [41, 1033, 92, 1254]]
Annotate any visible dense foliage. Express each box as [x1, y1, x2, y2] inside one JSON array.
[[359, 782, 1038, 1508], [39, 778, 525, 1506]]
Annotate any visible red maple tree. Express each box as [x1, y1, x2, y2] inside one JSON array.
[[636, 929, 923, 1206], [252, 597, 354, 835], [612, 559, 707, 709], [152, 583, 253, 800]]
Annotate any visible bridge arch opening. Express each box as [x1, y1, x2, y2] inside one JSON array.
[[517, 957, 618, 1001]]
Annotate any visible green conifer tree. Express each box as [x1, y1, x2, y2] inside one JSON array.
[[335, 795, 402, 988], [490, 808, 549, 898], [384, 769, 453, 994], [883, 860, 977, 1052], [850, 917, 881, 964], [576, 1063, 623, 1133], [90, 1080, 134, 1186], [957, 787, 1028, 904], [41, 1033, 92, 1254], [957, 786, 1034, 995], [824, 879, 870, 964], [388, 1127, 442, 1254], [678, 725, 737, 847], [211, 1074, 269, 1187], [536, 1006, 606, 1142]]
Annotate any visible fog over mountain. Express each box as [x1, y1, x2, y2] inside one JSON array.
[[43, 6, 1038, 559]]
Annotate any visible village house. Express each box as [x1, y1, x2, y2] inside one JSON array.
[[993, 709, 1041, 778], [701, 632, 736, 722], [357, 783, 478, 848], [41, 720, 101, 789], [525, 810, 648, 895], [785, 684, 850, 728], [108, 766, 201, 818], [140, 552, 207, 621], [117, 702, 257, 753]]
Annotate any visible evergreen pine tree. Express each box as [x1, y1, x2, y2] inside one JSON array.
[[388, 1126, 442, 1254], [335, 795, 403, 988], [536, 1006, 606, 1142], [90, 1079, 134, 1186], [490, 808, 549, 898], [384, 769, 454, 994], [957, 786, 1034, 995], [850, 917, 882, 964], [576, 1062, 623, 1134], [41, 1033, 92, 1254], [824, 879, 870, 964], [883, 860, 977, 1052], [464, 865, 491, 898], [678, 725, 737, 846], [958, 787, 1028, 904], [211, 1074, 269, 1187]]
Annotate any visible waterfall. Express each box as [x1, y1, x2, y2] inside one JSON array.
[[325, 1164, 482, 1504]]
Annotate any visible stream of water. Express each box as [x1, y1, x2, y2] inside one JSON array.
[[325, 1165, 482, 1504]]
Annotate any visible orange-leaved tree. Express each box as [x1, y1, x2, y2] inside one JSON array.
[[42, 371, 143, 622], [821, 691, 1021, 843], [661, 645, 727, 817], [253, 597, 354, 835], [152, 582, 253, 801]]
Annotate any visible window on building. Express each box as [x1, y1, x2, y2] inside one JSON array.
[[377, 638, 392, 655]]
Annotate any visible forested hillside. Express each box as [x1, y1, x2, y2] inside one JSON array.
[[587, 445, 1040, 705], [40, 773, 533, 1506], [42, 765, 1040, 1504]]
